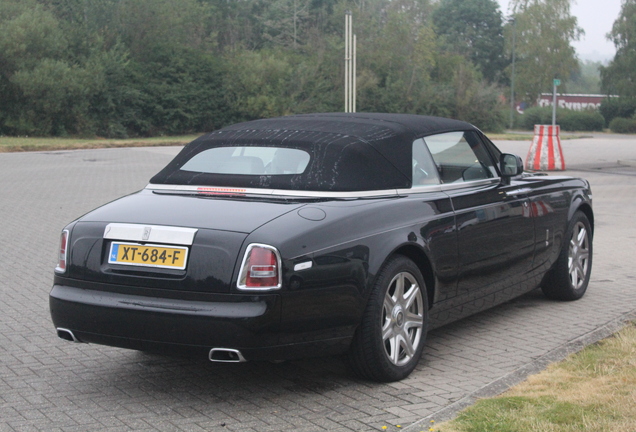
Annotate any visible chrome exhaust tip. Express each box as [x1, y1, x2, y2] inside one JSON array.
[[209, 348, 246, 363], [56, 328, 82, 343]]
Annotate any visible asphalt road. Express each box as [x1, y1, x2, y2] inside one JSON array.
[[1, 134, 635, 431]]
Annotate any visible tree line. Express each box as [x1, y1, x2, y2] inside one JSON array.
[[0, 0, 610, 137]]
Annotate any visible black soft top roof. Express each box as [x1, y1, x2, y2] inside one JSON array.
[[150, 113, 477, 192]]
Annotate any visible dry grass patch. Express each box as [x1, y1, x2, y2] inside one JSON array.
[[0, 132, 593, 152], [436, 321, 636, 432], [487, 133, 593, 141], [0, 135, 201, 152]]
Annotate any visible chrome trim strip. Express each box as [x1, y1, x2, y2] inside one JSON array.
[[294, 261, 313, 271], [396, 185, 443, 194], [439, 178, 500, 192], [147, 178, 499, 198], [104, 223, 197, 245], [146, 183, 399, 198]]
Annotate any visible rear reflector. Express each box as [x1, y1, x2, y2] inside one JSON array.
[[237, 244, 282, 290], [55, 230, 69, 273]]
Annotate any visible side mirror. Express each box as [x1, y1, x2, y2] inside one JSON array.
[[500, 154, 523, 183]]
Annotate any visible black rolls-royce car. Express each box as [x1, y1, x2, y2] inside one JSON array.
[[50, 113, 593, 382]]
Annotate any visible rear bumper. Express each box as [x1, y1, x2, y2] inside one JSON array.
[[49, 284, 350, 360], [50, 284, 282, 357]]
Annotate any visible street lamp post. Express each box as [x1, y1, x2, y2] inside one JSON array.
[[344, 11, 356, 113], [552, 78, 560, 126], [509, 17, 516, 130]]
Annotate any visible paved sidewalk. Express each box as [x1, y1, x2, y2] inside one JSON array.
[[1, 139, 635, 432]]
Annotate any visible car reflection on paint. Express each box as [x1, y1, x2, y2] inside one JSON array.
[[50, 113, 594, 382]]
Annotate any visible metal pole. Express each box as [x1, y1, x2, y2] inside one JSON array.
[[509, 17, 516, 130], [353, 33, 356, 113], [344, 12, 350, 112], [552, 81, 557, 126], [348, 13, 352, 112], [293, 0, 297, 49]]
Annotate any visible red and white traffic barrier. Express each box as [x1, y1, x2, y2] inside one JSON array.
[[525, 125, 565, 171]]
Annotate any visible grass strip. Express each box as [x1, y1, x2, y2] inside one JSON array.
[[0, 135, 201, 153], [488, 133, 594, 141], [435, 321, 636, 432], [0, 131, 599, 153]]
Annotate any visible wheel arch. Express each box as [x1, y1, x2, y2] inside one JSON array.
[[388, 244, 436, 310], [575, 202, 594, 236]]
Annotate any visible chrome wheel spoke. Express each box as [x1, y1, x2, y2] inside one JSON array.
[[399, 331, 415, 357], [576, 227, 587, 247], [393, 274, 405, 302], [403, 284, 419, 310], [384, 295, 395, 314], [389, 335, 400, 364], [404, 311, 423, 330], [570, 265, 581, 288], [382, 320, 394, 341]]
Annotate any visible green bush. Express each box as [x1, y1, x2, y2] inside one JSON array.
[[519, 106, 605, 131], [609, 117, 636, 133], [558, 110, 605, 132], [599, 98, 636, 127], [520, 106, 552, 129]]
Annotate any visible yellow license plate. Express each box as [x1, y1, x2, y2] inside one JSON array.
[[108, 242, 188, 270]]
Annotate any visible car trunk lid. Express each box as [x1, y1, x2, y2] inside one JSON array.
[[66, 190, 304, 293]]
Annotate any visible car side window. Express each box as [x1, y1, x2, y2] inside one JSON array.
[[412, 138, 441, 186], [479, 133, 504, 168], [423, 131, 498, 184]]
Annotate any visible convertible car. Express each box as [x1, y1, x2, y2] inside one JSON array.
[[50, 113, 593, 382]]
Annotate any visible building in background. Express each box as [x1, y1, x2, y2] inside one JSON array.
[[536, 94, 612, 111]]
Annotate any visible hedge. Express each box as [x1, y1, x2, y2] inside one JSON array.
[[520, 107, 605, 131], [599, 98, 636, 127], [609, 117, 636, 134]]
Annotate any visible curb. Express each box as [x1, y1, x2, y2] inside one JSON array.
[[404, 308, 636, 431]]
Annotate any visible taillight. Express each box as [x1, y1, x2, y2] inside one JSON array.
[[237, 244, 282, 290], [55, 230, 69, 273]]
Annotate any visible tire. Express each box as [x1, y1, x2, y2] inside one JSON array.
[[541, 210, 593, 301], [347, 256, 428, 382]]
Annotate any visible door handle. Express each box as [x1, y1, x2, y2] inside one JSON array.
[[505, 188, 532, 197]]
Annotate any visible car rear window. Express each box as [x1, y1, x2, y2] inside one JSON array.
[[150, 131, 413, 192], [181, 147, 310, 175]]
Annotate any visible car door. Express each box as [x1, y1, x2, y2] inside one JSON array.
[[423, 131, 536, 298], [411, 138, 459, 302]]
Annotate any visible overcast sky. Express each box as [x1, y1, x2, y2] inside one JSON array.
[[495, 0, 623, 63]]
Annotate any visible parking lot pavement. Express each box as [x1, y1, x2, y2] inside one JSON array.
[[1, 138, 635, 432]]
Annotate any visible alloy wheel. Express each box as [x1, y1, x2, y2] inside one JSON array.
[[381, 272, 424, 366], [568, 221, 590, 290]]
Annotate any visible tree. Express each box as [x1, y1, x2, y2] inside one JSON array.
[[0, 1, 93, 135], [569, 60, 601, 94], [507, 0, 582, 103], [112, 0, 214, 61], [601, 0, 636, 97], [432, 0, 507, 83], [259, 0, 312, 48], [0, 0, 511, 136], [350, 0, 438, 113]]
